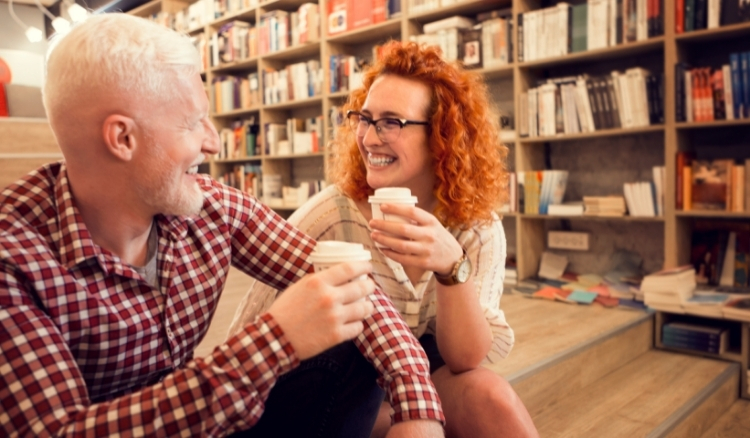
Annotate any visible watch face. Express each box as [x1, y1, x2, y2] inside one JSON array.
[[456, 258, 472, 283]]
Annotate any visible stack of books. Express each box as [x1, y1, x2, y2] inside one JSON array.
[[661, 322, 728, 355], [642, 265, 697, 313], [583, 196, 626, 216], [723, 297, 750, 322]]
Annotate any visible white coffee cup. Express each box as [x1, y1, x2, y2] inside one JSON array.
[[368, 188, 418, 248], [308, 241, 372, 282]]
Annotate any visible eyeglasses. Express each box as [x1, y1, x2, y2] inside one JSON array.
[[346, 110, 429, 143]]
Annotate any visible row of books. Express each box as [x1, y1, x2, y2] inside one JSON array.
[[212, 73, 260, 114], [675, 52, 750, 122], [676, 154, 750, 212], [409, 11, 513, 69], [213, 21, 258, 65], [508, 170, 570, 215], [262, 61, 323, 105], [217, 119, 259, 160], [517, 0, 664, 63], [264, 116, 324, 156], [661, 322, 729, 355], [329, 55, 365, 94], [258, 5, 321, 56], [263, 175, 329, 209], [327, 0, 398, 35], [692, 225, 750, 287], [519, 70, 662, 138], [218, 163, 262, 197], [624, 168, 666, 217], [675, 0, 750, 33], [141, 0, 220, 33]]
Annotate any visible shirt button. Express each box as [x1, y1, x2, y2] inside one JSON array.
[[166, 328, 175, 340]]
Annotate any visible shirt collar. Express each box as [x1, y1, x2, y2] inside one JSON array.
[[54, 163, 190, 271]]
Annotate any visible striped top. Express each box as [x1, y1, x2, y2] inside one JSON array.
[[229, 185, 514, 363]]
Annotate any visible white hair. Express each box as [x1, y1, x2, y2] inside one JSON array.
[[43, 13, 200, 120]]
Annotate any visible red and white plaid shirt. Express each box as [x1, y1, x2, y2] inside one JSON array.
[[0, 162, 443, 437]]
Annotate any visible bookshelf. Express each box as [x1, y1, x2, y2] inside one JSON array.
[[127, 0, 750, 397]]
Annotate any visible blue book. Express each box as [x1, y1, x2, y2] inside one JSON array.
[[730, 53, 743, 120], [568, 290, 598, 304], [743, 52, 750, 118]]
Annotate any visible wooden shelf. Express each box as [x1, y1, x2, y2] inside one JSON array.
[[213, 156, 262, 164], [211, 57, 259, 74], [263, 96, 323, 110], [209, 7, 257, 28], [675, 211, 750, 219], [675, 119, 750, 130], [261, 42, 320, 63], [675, 22, 750, 43], [477, 63, 513, 79], [212, 107, 261, 118], [327, 90, 351, 99], [519, 125, 664, 143], [326, 19, 402, 45], [520, 214, 665, 222], [264, 152, 325, 160], [408, 0, 511, 23], [129, 0, 162, 17], [519, 37, 664, 70], [259, 0, 313, 10]]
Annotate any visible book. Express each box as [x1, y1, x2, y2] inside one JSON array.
[[691, 159, 733, 210], [723, 297, 750, 321]]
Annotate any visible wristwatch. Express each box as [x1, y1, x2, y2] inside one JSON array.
[[434, 248, 472, 286]]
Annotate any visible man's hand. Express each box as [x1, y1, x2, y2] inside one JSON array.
[[386, 420, 445, 438], [267, 261, 376, 360]]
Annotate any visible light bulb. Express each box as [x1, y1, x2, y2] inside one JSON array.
[[25, 26, 44, 42], [67, 3, 88, 22], [52, 17, 71, 33]]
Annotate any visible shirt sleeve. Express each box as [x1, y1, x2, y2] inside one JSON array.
[[221, 185, 444, 425], [0, 262, 299, 437], [465, 217, 516, 363]]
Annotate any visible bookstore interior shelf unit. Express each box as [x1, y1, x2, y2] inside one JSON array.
[[129, 0, 750, 396]]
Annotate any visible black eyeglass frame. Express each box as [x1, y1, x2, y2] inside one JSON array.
[[345, 110, 430, 139]]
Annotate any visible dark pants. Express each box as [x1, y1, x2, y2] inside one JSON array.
[[229, 341, 384, 438]]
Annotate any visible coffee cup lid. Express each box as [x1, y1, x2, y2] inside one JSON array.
[[368, 187, 417, 204], [309, 241, 372, 263]]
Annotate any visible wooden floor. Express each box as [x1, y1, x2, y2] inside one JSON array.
[[196, 268, 649, 374], [699, 399, 750, 438]]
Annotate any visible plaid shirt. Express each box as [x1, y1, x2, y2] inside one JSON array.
[[0, 162, 443, 437]]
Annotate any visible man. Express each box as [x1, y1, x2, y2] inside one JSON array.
[[0, 13, 444, 437]]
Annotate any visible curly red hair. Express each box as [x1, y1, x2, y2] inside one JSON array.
[[328, 41, 508, 229]]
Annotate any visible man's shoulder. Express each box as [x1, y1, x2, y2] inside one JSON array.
[[0, 163, 61, 242]]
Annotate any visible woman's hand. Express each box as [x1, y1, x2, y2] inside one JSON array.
[[369, 203, 463, 275]]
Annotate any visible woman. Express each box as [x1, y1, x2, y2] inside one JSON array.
[[228, 41, 538, 437]]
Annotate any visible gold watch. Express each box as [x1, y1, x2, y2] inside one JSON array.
[[434, 248, 472, 286]]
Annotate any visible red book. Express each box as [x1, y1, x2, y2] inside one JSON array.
[[327, 0, 348, 35], [0, 84, 8, 117], [372, 0, 387, 23], [347, 0, 373, 30], [676, 151, 695, 210], [676, 0, 685, 33]]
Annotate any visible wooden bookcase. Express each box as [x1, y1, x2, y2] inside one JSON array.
[[127, 0, 750, 396]]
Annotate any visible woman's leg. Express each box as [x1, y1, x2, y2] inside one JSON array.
[[431, 365, 539, 438]]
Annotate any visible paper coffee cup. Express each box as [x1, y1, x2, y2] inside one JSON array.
[[368, 188, 418, 248], [309, 241, 372, 282]]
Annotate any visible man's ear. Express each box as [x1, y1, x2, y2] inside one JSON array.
[[102, 114, 138, 161]]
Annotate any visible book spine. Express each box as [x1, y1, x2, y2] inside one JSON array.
[[730, 53, 743, 120], [517, 13, 524, 63], [676, 0, 685, 33], [742, 51, 750, 118]]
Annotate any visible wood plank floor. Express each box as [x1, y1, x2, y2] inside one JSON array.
[[196, 268, 649, 375], [532, 351, 735, 438], [699, 399, 750, 438]]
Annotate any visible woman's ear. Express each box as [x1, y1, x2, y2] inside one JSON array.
[[102, 114, 138, 161]]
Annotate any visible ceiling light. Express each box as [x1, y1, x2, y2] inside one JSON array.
[[25, 26, 44, 42], [52, 16, 71, 33], [67, 3, 89, 22]]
